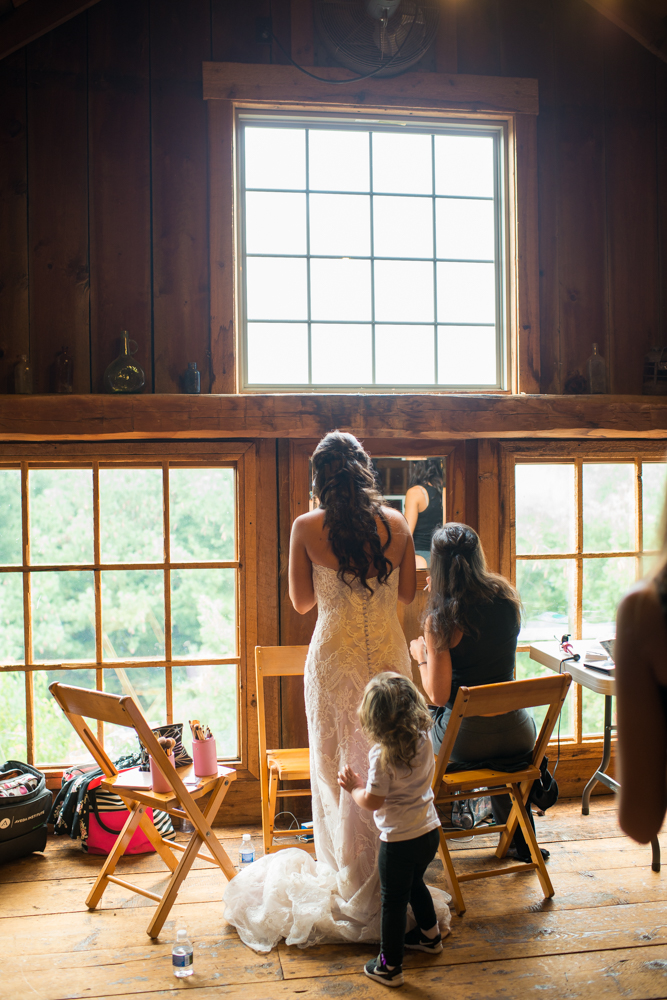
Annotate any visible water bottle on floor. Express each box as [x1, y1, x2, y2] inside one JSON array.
[[239, 833, 255, 866], [172, 927, 193, 978]]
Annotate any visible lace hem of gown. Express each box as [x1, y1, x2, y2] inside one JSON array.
[[223, 847, 452, 953]]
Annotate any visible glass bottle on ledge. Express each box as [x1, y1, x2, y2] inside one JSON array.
[[587, 343, 607, 394], [183, 361, 201, 394], [55, 346, 73, 394], [14, 355, 33, 394], [103, 331, 145, 394]]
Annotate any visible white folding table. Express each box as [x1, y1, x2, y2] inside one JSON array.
[[529, 639, 660, 872]]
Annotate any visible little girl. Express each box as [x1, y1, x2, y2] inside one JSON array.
[[338, 672, 443, 988]]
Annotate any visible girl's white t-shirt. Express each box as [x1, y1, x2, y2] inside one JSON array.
[[365, 734, 441, 842]]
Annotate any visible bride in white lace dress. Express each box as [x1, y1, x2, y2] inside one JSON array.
[[224, 432, 451, 951]]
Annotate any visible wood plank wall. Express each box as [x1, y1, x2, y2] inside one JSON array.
[[0, 0, 666, 394]]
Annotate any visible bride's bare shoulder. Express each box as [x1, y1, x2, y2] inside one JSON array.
[[380, 505, 409, 533]]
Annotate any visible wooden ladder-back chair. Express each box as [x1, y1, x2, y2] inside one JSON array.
[[255, 645, 312, 856], [432, 672, 572, 916], [49, 682, 237, 938]]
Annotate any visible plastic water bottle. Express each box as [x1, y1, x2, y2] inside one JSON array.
[[172, 927, 193, 978], [239, 833, 255, 866]]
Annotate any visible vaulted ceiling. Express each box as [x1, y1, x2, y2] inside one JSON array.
[[1, 0, 667, 65]]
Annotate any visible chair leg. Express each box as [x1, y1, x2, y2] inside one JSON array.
[[438, 827, 466, 916], [267, 766, 278, 854], [495, 778, 531, 858], [85, 800, 144, 909], [145, 776, 236, 939], [138, 811, 179, 872], [509, 783, 554, 899]]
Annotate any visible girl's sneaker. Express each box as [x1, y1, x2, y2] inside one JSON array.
[[364, 953, 404, 987], [404, 926, 444, 954]]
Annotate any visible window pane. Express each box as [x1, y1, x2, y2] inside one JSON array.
[[434, 135, 494, 197], [100, 468, 163, 564], [104, 666, 166, 758], [170, 469, 235, 562], [244, 127, 305, 190], [436, 198, 495, 261], [373, 195, 432, 259], [0, 469, 21, 565], [515, 465, 576, 555], [375, 326, 434, 384], [245, 192, 306, 255], [308, 129, 370, 192], [437, 262, 495, 323], [171, 569, 236, 658], [516, 559, 574, 642], [0, 672, 27, 760], [0, 574, 24, 663], [582, 464, 635, 553], [29, 469, 93, 565], [437, 326, 496, 385], [102, 570, 165, 660], [309, 194, 370, 256], [310, 258, 371, 321], [582, 687, 614, 738], [32, 571, 95, 663], [582, 557, 634, 639], [643, 462, 667, 551], [247, 323, 309, 384], [311, 324, 372, 384], [372, 132, 432, 195], [246, 257, 308, 321], [35, 668, 96, 764], [374, 261, 434, 323], [515, 650, 573, 738], [173, 663, 238, 758]]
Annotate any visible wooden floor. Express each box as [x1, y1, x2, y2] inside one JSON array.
[[2, 796, 667, 1000]]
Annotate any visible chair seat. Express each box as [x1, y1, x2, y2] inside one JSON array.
[[267, 747, 310, 781], [439, 765, 540, 795]]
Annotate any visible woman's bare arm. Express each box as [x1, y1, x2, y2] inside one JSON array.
[[288, 515, 317, 614], [404, 486, 426, 536], [409, 619, 460, 706], [616, 586, 667, 843]]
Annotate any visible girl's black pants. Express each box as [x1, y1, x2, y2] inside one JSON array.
[[378, 826, 440, 967]]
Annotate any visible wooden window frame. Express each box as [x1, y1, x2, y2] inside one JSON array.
[[204, 62, 540, 396], [500, 439, 667, 750], [0, 441, 259, 778]]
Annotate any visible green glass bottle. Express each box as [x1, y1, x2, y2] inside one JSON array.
[[103, 332, 145, 394]]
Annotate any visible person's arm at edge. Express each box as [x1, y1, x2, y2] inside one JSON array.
[[404, 486, 421, 535], [288, 515, 317, 614], [615, 586, 667, 844]]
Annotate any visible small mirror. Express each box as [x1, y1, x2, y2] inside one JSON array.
[[371, 458, 446, 568]]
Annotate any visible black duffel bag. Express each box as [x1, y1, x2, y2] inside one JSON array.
[[0, 760, 51, 863]]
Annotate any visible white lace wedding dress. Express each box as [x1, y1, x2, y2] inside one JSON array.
[[223, 565, 451, 952]]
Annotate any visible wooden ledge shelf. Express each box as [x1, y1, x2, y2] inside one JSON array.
[[1, 393, 667, 442]]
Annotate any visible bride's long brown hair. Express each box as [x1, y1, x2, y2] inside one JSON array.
[[311, 431, 392, 593]]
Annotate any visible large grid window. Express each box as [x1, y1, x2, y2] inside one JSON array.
[[512, 457, 667, 741], [240, 116, 506, 390], [0, 459, 240, 767]]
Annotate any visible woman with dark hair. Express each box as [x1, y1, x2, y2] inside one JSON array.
[[404, 460, 444, 569], [224, 432, 451, 951], [409, 522, 546, 861]]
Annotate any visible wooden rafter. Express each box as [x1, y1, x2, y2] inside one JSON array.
[[582, 0, 667, 62], [0, 0, 103, 62]]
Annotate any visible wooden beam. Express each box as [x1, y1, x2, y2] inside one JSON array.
[[1, 393, 667, 442], [0, 0, 103, 62], [582, 0, 667, 63], [202, 61, 539, 116]]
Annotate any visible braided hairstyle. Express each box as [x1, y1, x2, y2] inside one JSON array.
[[311, 431, 392, 594], [359, 672, 433, 771], [426, 522, 521, 648]]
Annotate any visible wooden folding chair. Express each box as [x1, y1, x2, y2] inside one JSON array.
[[255, 645, 313, 856], [49, 682, 237, 938], [432, 672, 572, 916]]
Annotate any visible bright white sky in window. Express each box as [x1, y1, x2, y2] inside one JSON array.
[[242, 122, 502, 389]]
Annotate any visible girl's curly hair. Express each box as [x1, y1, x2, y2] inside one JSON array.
[[311, 431, 392, 594], [358, 672, 433, 771]]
